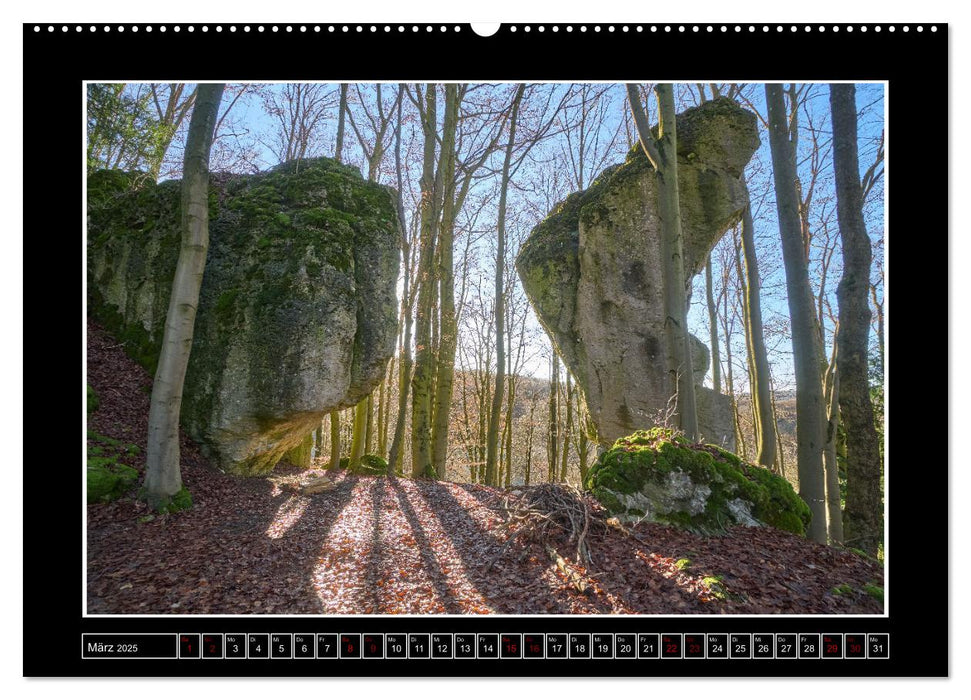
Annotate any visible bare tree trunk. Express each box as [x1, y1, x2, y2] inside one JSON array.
[[720, 255, 746, 460], [704, 255, 722, 394], [377, 360, 389, 457], [823, 341, 844, 543], [547, 354, 559, 482], [328, 410, 341, 473], [559, 372, 573, 482], [349, 398, 367, 468], [765, 83, 827, 544], [871, 283, 884, 377], [739, 199, 778, 468], [627, 83, 698, 439], [431, 84, 461, 479], [524, 398, 535, 486], [387, 86, 412, 475], [314, 420, 324, 462], [335, 83, 348, 163], [143, 83, 224, 511], [830, 83, 883, 557], [485, 84, 525, 486], [410, 84, 442, 478], [364, 394, 375, 455], [504, 375, 516, 488]]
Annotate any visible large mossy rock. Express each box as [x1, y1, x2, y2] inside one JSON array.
[[585, 428, 810, 535], [88, 158, 400, 475], [516, 98, 759, 448]]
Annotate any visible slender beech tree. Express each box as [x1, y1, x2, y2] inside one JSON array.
[[335, 83, 348, 163], [484, 84, 526, 486], [346, 84, 401, 468], [410, 84, 443, 478], [559, 372, 573, 482], [388, 86, 414, 474], [739, 198, 778, 469], [429, 84, 461, 479], [143, 83, 225, 510], [830, 83, 883, 557], [704, 255, 722, 394], [765, 83, 827, 544], [348, 398, 368, 468], [627, 83, 699, 440], [328, 411, 341, 473], [822, 336, 844, 543], [547, 354, 559, 481]]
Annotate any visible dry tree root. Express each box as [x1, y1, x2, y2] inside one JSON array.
[[484, 484, 607, 585]]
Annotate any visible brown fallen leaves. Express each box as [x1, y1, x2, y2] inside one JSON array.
[[86, 321, 884, 615]]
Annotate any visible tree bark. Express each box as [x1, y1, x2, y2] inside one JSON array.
[[823, 341, 845, 543], [739, 198, 777, 468], [704, 255, 722, 394], [143, 83, 224, 510], [628, 83, 698, 439], [547, 354, 559, 482], [387, 86, 411, 474], [485, 84, 525, 486], [830, 83, 883, 557], [559, 373, 573, 482], [765, 83, 828, 544], [410, 84, 442, 478], [328, 410, 341, 473], [430, 84, 461, 479], [335, 83, 348, 163], [349, 398, 368, 468]]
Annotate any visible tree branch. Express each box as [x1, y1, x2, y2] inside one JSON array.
[[625, 84, 661, 170]]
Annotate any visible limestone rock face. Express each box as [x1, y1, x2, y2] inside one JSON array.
[[88, 158, 400, 475], [516, 98, 759, 448], [585, 429, 811, 535]]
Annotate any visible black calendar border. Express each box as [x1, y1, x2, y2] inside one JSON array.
[[23, 22, 948, 678]]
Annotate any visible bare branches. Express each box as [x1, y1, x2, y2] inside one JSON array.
[[625, 83, 661, 169]]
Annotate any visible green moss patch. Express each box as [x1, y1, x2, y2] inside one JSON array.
[[584, 427, 811, 535], [87, 384, 100, 415], [138, 484, 193, 514], [348, 453, 390, 475], [86, 431, 138, 503]]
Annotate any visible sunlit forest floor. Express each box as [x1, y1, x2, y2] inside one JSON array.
[[86, 322, 884, 615]]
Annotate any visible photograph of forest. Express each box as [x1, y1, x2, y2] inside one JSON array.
[[85, 81, 885, 615]]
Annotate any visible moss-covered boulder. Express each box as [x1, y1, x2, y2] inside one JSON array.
[[88, 158, 400, 475], [585, 428, 810, 535], [516, 98, 759, 448]]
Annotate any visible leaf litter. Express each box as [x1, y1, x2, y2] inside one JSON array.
[[86, 321, 884, 615]]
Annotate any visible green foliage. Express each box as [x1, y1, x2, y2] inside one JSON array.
[[585, 428, 811, 535], [87, 384, 100, 415], [831, 583, 854, 595], [86, 431, 139, 504], [86, 84, 165, 176]]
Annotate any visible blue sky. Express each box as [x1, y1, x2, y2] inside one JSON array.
[[146, 81, 885, 390]]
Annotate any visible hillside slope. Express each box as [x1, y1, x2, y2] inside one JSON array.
[[86, 321, 883, 615]]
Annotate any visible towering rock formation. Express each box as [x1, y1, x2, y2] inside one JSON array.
[[88, 158, 400, 475], [516, 98, 760, 448]]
